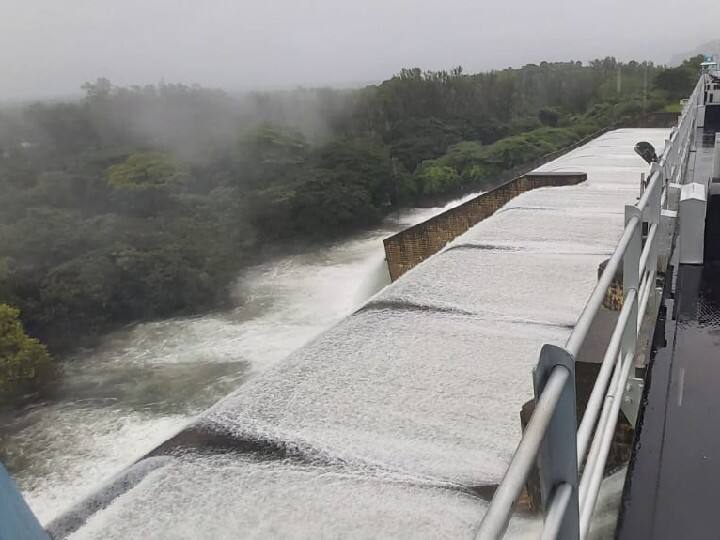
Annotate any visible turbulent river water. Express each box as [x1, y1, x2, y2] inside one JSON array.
[[1, 194, 480, 525]]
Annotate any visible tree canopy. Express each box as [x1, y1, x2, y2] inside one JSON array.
[[108, 152, 184, 189]]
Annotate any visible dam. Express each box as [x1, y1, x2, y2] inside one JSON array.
[[3, 69, 720, 539], [41, 124, 667, 540]]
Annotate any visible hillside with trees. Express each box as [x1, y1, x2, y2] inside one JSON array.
[[0, 55, 703, 401]]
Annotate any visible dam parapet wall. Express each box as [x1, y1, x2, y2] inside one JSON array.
[[383, 171, 587, 281]]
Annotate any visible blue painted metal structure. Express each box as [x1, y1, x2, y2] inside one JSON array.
[[0, 464, 49, 540]]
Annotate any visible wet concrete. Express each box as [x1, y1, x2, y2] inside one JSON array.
[[619, 260, 720, 540], [147, 426, 502, 501], [47, 422, 504, 540], [615, 269, 676, 540]]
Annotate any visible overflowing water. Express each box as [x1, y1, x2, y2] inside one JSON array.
[[80, 129, 659, 539], [0, 194, 480, 525]]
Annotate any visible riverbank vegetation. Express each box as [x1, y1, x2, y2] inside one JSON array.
[[0, 55, 703, 397], [0, 304, 52, 402]]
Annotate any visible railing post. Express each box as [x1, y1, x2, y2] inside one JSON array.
[[534, 345, 580, 540], [651, 178, 661, 274], [622, 206, 642, 356]]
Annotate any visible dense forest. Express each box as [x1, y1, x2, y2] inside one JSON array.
[[0, 55, 703, 401]]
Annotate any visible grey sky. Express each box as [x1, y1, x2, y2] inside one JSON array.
[[1, 0, 718, 100]]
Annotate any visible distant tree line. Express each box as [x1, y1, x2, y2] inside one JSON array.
[[0, 55, 703, 402]]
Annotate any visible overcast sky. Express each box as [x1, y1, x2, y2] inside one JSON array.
[[1, 0, 718, 100]]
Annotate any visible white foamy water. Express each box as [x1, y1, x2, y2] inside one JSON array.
[[1, 195, 479, 525]]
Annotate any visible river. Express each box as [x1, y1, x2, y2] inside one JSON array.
[[1, 194, 480, 525]]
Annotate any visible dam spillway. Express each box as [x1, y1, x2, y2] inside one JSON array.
[[52, 129, 670, 539]]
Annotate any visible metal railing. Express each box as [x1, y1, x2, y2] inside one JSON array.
[[476, 77, 704, 540]]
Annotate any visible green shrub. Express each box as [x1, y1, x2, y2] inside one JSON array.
[[415, 163, 462, 195], [0, 304, 52, 401]]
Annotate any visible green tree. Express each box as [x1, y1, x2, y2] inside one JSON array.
[[538, 107, 561, 127], [288, 169, 379, 232], [653, 55, 703, 99], [0, 304, 52, 400], [415, 163, 462, 195], [108, 152, 184, 189], [242, 125, 307, 165], [314, 138, 397, 206], [108, 153, 186, 217]]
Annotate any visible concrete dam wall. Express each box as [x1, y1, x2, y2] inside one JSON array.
[[384, 172, 587, 281]]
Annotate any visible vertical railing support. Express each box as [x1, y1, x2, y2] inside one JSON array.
[[534, 345, 580, 540], [648, 173, 661, 278], [622, 206, 642, 357]]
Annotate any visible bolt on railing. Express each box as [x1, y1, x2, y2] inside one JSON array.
[[476, 76, 703, 540]]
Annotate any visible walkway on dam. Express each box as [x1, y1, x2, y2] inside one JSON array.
[[54, 129, 669, 540]]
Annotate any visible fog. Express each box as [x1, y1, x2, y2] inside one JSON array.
[[2, 0, 718, 100]]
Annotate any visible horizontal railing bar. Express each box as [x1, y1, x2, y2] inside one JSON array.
[[576, 287, 637, 465], [575, 79, 697, 535], [540, 483, 573, 540], [578, 352, 635, 539], [476, 366, 570, 540], [637, 268, 651, 311], [565, 216, 640, 357]]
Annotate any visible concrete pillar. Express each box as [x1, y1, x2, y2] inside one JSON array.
[[679, 183, 708, 264], [713, 133, 720, 180]]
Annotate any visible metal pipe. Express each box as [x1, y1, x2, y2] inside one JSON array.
[[578, 352, 635, 539], [540, 483, 573, 540], [476, 366, 570, 540], [578, 352, 632, 522], [579, 78, 696, 514], [578, 348, 624, 509], [576, 288, 637, 465], [637, 271, 650, 317], [638, 272, 650, 316], [565, 217, 640, 357], [638, 223, 658, 273]]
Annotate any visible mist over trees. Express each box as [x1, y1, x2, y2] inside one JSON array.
[[0, 56, 703, 399]]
